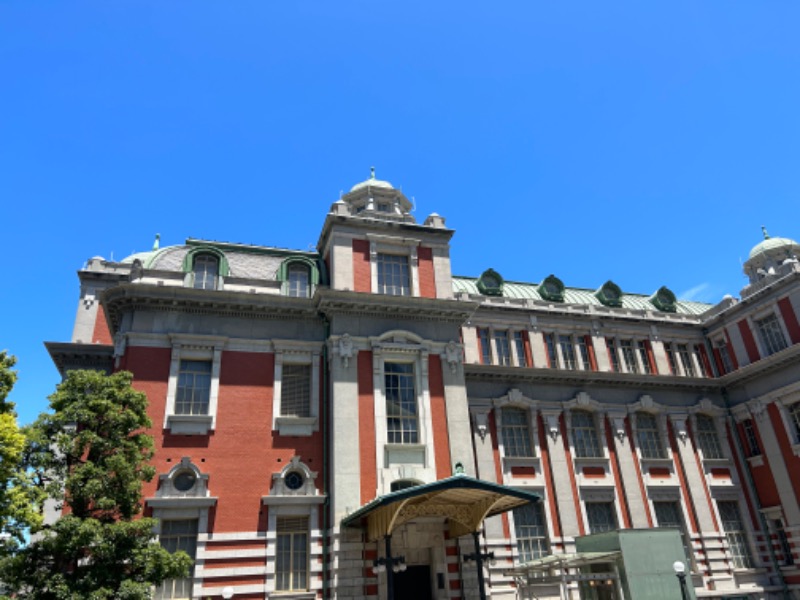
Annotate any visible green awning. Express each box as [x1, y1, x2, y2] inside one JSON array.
[[341, 474, 541, 541]]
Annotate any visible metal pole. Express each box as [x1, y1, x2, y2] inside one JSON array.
[[473, 530, 487, 600], [676, 572, 688, 600], [385, 535, 395, 600]]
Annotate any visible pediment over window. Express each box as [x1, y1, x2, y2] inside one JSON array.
[[157, 457, 211, 499], [270, 456, 320, 497]]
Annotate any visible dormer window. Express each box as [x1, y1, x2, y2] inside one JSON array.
[[193, 254, 218, 290]]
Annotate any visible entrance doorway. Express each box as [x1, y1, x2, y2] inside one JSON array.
[[394, 565, 432, 600]]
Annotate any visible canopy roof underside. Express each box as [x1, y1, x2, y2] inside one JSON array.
[[503, 551, 622, 576], [341, 474, 541, 541]]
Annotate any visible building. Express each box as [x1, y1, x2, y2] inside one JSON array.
[[47, 172, 800, 599]]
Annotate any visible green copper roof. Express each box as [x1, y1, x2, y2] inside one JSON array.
[[452, 276, 711, 315], [748, 236, 800, 260], [349, 166, 394, 192]]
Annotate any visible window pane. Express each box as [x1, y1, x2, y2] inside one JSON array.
[[718, 501, 753, 569], [377, 254, 410, 296], [496, 332, 511, 366], [276, 516, 309, 591], [282, 364, 311, 417], [756, 314, 788, 356], [637, 341, 653, 374], [175, 360, 212, 415], [572, 411, 601, 458], [743, 419, 761, 457], [695, 415, 723, 459], [586, 502, 617, 533], [155, 520, 198, 600], [287, 264, 310, 297], [676, 344, 695, 377], [513, 332, 527, 367], [545, 334, 558, 368], [620, 340, 638, 373], [606, 339, 620, 372], [502, 407, 533, 457], [654, 501, 692, 567], [789, 404, 800, 444], [559, 335, 577, 370], [478, 329, 492, 364], [193, 255, 218, 290], [385, 363, 417, 444], [637, 413, 666, 459], [514, 503, 549, 562]]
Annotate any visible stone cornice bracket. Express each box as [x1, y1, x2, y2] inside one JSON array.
[[607, 413, 627, 443], [669, 414, 689, 445], [338, 333, 354, 368], [540, 410, 561, 443], [472, 410, 490, 442], [443, 340, 462, 374]]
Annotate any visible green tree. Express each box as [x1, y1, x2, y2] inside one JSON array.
[[0, 352, 41, 553], [0, 369, 191, 599]]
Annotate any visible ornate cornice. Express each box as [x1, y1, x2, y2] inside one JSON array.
[[464, 363, 720, 393], [101, 283, 319, 333], [45, 342, 114, 377], [315, 288, 477, 323]]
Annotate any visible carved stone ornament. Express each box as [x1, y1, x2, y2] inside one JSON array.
[[749, 399, 767, 422], [444, 340, 461, 373], [339, 334, 354, 368], [508, 388, 524, 404]]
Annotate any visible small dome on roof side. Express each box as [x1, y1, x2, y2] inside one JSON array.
[[349, 167, 395, 192], [748, 235, 800, 259], [743, 227, 800, 285]]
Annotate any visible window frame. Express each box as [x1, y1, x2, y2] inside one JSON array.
[[164, 336, 224, 435], [154, 519, 199, 600], [275, 515, 310, 592], [754, 312, 789, 357], [512, 502, 550, 563], [571, 409, 603, 459], [384, 361, 419, 445], [717, 500, 754, 569], [500, 406, 535, 458], [694, 414, 725, 460], [376, 252, 412, 296], [635, 412, 668, 460], [273, 342, 322, 437], [585, 501, 618, 534]]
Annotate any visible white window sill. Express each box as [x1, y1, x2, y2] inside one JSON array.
[[275, 416, 318, 437], [746, 454, 764, 467], [166, 414, 213, 435]]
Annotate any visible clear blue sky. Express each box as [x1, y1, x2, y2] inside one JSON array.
[[2, 2, 799, 425]]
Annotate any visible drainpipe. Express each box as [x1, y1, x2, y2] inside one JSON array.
[[321, 313, 331, 599]]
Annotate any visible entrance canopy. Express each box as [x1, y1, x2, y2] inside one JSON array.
[[341, 474, 541, 541]]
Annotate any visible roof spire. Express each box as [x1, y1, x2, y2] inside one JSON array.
[[370, 166, 376, 180], [152, 233, 160, 250], [762, 226, 770, 240]]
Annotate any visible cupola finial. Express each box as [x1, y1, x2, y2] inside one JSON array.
[[370, 166, 376, 180], [152, 233, 160, 251], [762, 226, 770, 240]]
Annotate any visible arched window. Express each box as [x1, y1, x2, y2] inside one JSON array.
[[192, 254, 219, 290], [287, 263, 310, 298]]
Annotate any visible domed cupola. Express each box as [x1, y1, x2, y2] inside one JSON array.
[[743, 227, 800, 283], [340, 167, 415, 223]]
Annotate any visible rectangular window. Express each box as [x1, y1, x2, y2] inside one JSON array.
[[155, 519, 198, 600], [281, 364, 311, 418], [495, 331, 511, 366], [514, 503, 549, 562], [572, 410, 602, 458], [192, 255, 218, 291], [637, 341, 653, 374], [664, 343, 679, 375], [576, 336, 592, 370], [718, 501, 753, 569], [544, 333, 558, 368], [586, 502, 617, 534], [620, 339, 638, 373], [478, 329, 492, 365], [742, 419, 761, 457], [175, 360, 212, 415], [513, 332, 527, 367], [559, 335, 577, 370], [756, 313, 788, 356], [501, 407, 534, 458], [788, 403, 800, 444], [287, 264, 310, 298], [654, 501, 692, 566], [636, 413, 667, 459], [276, 516, 309, 591], [717, 340, 734, 375], [377, 253, 410, 296], [676, 344, 696, 377], [606, 339, 620, 372], [695, 415, 724, 459], [385, 363, 418, 444], [775, 519, 794, 566]]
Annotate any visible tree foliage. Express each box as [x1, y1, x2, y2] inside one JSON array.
[[0, 369, 191, 599], [0, 352, 41, 552]]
